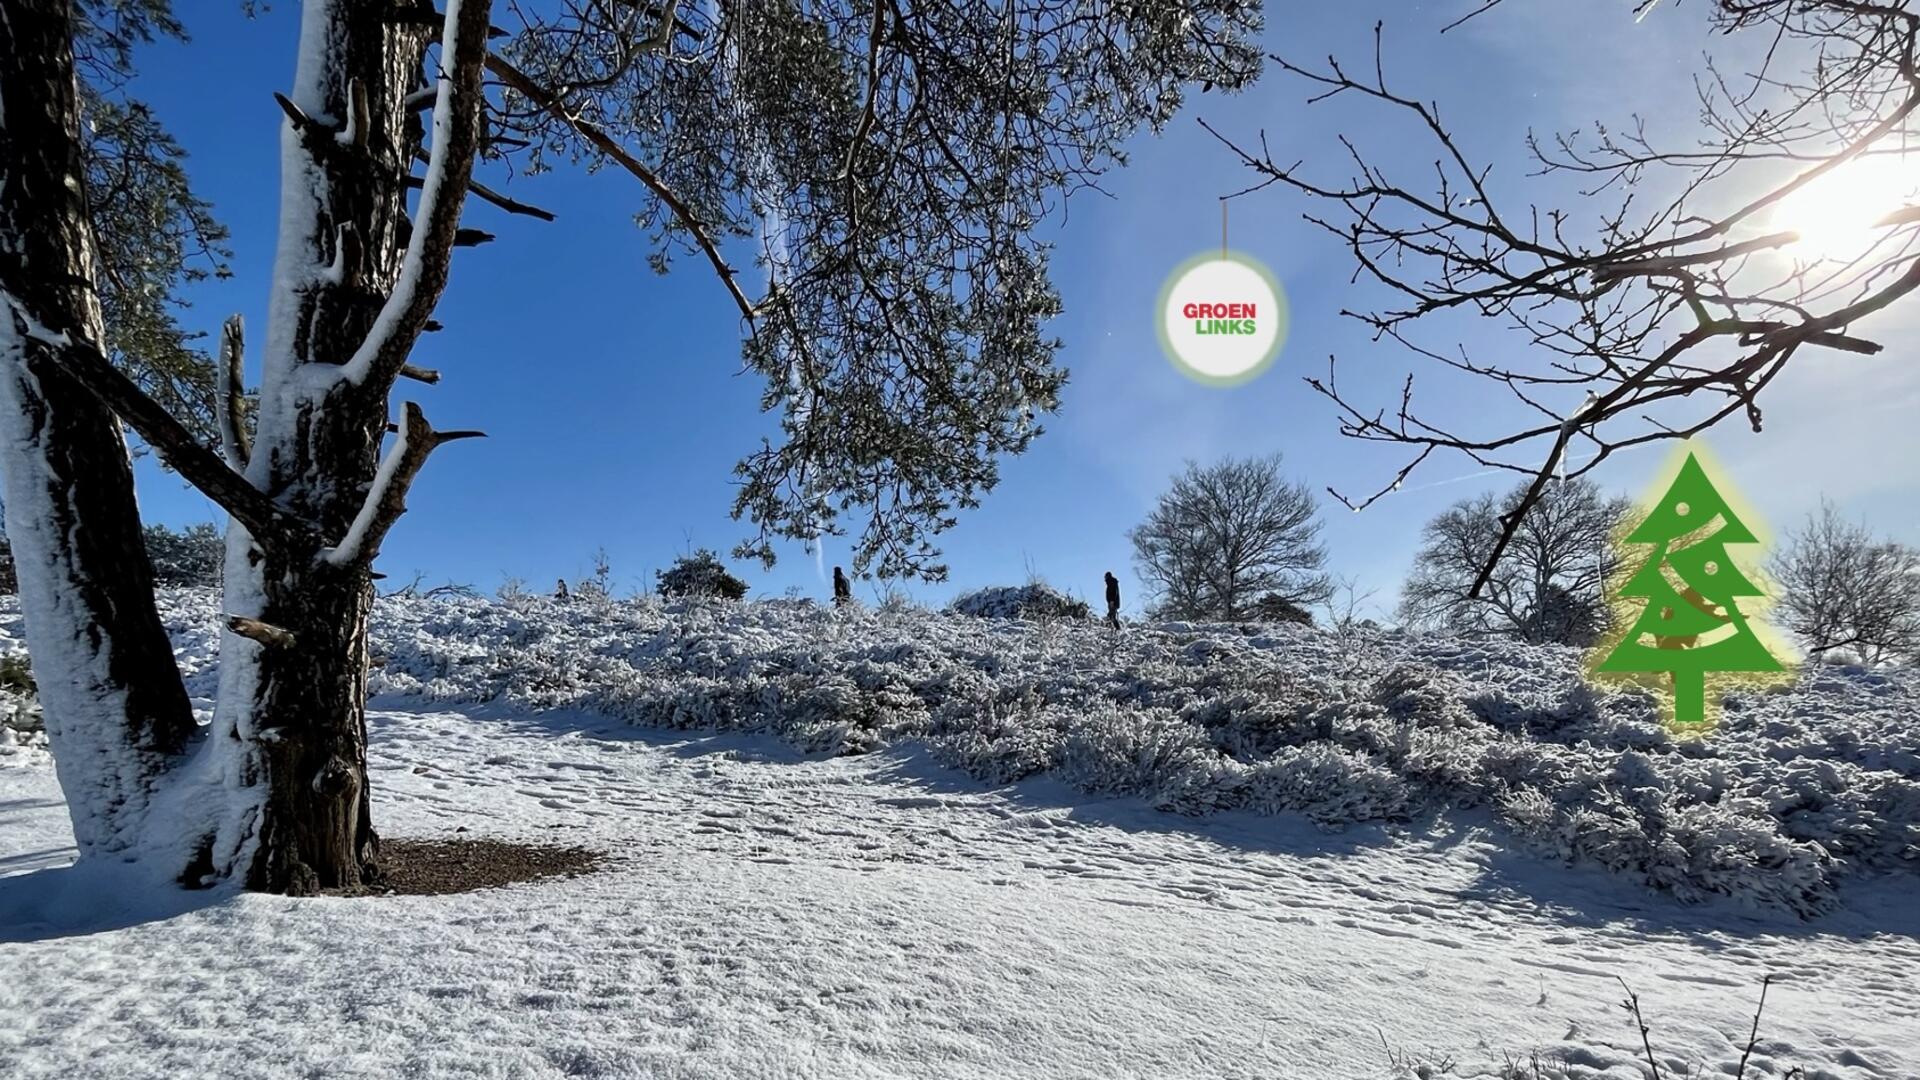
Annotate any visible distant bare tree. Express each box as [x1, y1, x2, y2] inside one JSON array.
[[1401, 478, 1630, 645], [1771, 501, 1920, 665], [1131, 455, 1332, 622], [578, 548, 615, 602]]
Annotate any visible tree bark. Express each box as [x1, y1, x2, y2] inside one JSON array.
[[0, 0, 196, 858], [231, 557, 380, 894]]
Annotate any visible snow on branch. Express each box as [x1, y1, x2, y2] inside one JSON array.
[[226, 616, 296, 649], [217, 314, 250, 470], [337, 0, 495, 388], [322, 401, 484, 567], [13, 306, 310, 545]]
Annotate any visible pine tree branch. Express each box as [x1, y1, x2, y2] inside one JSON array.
[[408, 148, 557, 220], [839, 0, 886, 234], [323, 401, 485, 567], [338, 0, 495, 389], [225, 616, 296, 649], [217, 314, 250, 469], [13, 313, 310, 545], [484, 52, 759, 325]]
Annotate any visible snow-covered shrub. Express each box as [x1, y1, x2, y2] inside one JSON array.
[[1650, 799, 1834, 915], [496, 577, 535, 612], [1762, 759, 1920, 872], [1373, 665, 1478, 731], [9, 587, 1917, 915], [1186, 685, 1322, 760], [929, 690, 1067, 783], [360, 595, 1920, 911], [1057, 704, 1214, 796], [1244, 743, 1411, 825], [949, 583, 1091, 621], [655, 549, 748, 601], [0, 651, 45, 751]]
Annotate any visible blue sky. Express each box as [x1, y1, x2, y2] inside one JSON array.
[[125, 1, 1920, 616]]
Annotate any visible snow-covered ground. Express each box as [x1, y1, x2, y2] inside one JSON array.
[[1, 591, 1916, 1078]]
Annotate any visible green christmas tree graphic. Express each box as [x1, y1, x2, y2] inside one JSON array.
[[1594, 451, 1784, 727]]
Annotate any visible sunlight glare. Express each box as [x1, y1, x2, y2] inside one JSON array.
[[1769, 155, 1920, 262]]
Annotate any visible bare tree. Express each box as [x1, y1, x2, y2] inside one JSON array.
[[1771, 500, 1920, 664], [1211, 1, 1920, 599], [1401, 478, 1629, 646], [1318, 573, 1378, 634], [1, 0, 1262, 892], [1131, 454, 1333, 622]]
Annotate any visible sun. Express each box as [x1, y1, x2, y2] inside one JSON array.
[[1768, 154, 1920, 262]]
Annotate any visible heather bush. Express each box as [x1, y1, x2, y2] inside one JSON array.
[[656, 549, 749, 601], [13, 587, 1913, 915], [949, 583, 1091, 621]]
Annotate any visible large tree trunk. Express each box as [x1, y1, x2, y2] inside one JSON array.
[[211, 0, 491, 893], [209, 0, 436, 894], [0, 0, 196, 859], [226, 558, 380, 893], [4, 0, 486, 894]]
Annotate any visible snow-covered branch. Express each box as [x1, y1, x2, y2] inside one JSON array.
[[13, 309, 309, 545], [226, 615, 296, 649], [322, 401, 484, 567], [337, 0, 495, 388], [217, 314, 250, 470]]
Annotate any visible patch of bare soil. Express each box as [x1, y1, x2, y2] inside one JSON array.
[[365, 837, 601, 897]]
